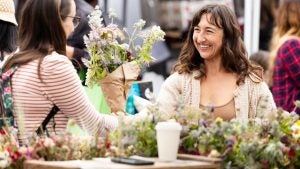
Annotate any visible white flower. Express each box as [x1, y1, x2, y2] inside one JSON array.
[[148, 26, 165, 41], [85, 68, 92, 86], [108, 8, 118, 19], [281, 110, 291, 119], [120, 43, 129, 50], [133, 19, 146, 30], [88, 6, 104, 30], [0, 151, 11, 168]]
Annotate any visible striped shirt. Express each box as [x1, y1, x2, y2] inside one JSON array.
[[11, 52, 118, 141]]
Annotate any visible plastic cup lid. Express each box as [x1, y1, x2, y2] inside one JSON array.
[[155, 121, 182, 131]]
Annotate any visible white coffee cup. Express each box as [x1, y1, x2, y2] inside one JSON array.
[[155, 121, 182, 161]]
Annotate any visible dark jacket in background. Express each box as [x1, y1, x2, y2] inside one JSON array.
[[67, 0, 94, 70]]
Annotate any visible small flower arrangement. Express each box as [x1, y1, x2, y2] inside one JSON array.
[[83, 6, 165, 87], [27, 133, 109, 161], [0, 129, 109, 169], [2, 96, 299, 169], [108, 96, 300, 168], [0, 127, 26, 169], [108, 102, 164, 157], [178, 106, 300, 168]]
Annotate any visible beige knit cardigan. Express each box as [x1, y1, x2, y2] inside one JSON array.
[[157, 71, 276, 120]]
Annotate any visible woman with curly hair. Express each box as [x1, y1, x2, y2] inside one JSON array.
[[157, 4, 276, 120]]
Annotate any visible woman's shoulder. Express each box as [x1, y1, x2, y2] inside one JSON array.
[[276, 37, 300, 61], [44, 52, 69, 62], [282, 37, 300, 46], [279, 36, 300, 49], [245, 71, 270, 93], [41, 52, 73, 73], [43, 52, 71, 66], [166, 71, 196, 81]]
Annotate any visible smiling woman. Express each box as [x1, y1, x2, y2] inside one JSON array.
[[192, 14, 224, 61], [157, 4, 276, 121]]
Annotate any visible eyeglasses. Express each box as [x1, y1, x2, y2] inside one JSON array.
[[65, 16, 81, 28]]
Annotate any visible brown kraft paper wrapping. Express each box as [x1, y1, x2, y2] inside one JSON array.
[[99, 61, 141, 113]]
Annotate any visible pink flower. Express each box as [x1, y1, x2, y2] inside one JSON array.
[[0, 128, 7, 136], [43, 138, 55, 147], [3, 87, 11, 95], [5, 145, 12, 154], [2, 70, 13, 81]]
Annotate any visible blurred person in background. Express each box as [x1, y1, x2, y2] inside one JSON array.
[[157, 4, 276, 121], [1, 0, 118, 142], [259, 0, 279, 50], [0, 0, 18, 119], [250, 50, 271, 87], [66, 0, 94, 82], [269, 0, 300, 114], [84, 0, 98, 7], [0, 0, 18, 66], [67, 0, 111, 83]]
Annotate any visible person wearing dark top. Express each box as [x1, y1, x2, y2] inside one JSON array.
[[67, 0, 110, 82], [259, 0, 279, 50], [66, 0, 94, 82], [269, 0, 300, 114], [0, 0, 18, 63]]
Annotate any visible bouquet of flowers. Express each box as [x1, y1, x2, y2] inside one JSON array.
[[84, 7, 165, 112]]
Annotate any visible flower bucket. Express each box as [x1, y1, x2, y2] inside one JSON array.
[[99, 61, 140, 113]]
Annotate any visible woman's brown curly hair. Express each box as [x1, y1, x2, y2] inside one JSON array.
[[173, 4, 261, 85]]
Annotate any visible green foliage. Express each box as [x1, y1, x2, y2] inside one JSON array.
[[134, 121, 157, 157], [109, 118, 159, 157], [177, 105, 300, 169]]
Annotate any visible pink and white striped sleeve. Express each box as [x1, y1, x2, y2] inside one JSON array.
[[40, 53, 118, 134]]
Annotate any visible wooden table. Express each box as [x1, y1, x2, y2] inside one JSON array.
[[24, 157, 220, 169]]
